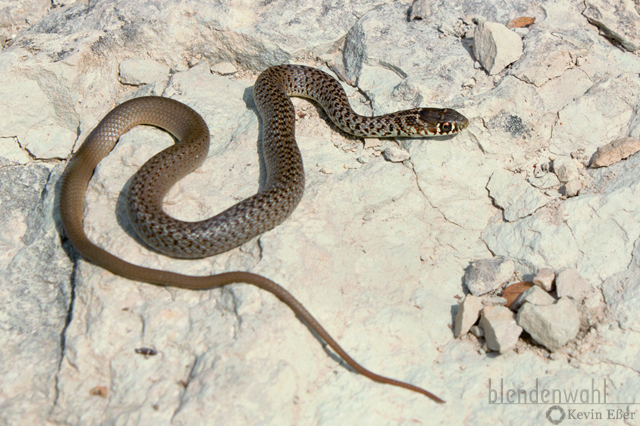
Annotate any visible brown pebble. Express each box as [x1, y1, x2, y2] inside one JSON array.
[[590, 137, 640, 168], [501, 281, 534, 308], [89, 385, 108, 398], [506, 17, 535, 29]]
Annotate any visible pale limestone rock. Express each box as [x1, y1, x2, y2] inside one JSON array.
[[0, 0, 50, 41], [0, 75, 78, 159], [516, 298, 580, 351], [481, 295, 508, 306], [590, 137, 640, 168], [602, 241, 640, 331], [454, 295, 483, 338], [118, 58, 170, 86], [487, 169, 549, 222], [469, 325, 484, 338], [485, 153, 640, 283], [211, 62, 238, 75], [552, 156, 579, 183], [480, 305, 522, 353], [0, 137, 31, 166], [551, 74, 640, 157], [556, 267, 591, 301], [533, 267, 555, 291], [3, 0, 640, 423], [563, 180, 582, 197], [383, 145, 410, 162], [464, 257, 515, 296], [409, 0, 431, 21], [473, 21, 523, 75], [511, 286, 556, 311], [528, 172, 560, 190], [584, 0, 640, 53]]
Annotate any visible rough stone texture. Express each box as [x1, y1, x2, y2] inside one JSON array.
[[211, 62, 238, 75], [454, 295, 483, 338], [556, 267, 591, 301], [511, 285, 556, 311], [552, 156, 580, 183], [383, 145, 411, 162], [409, 0, 431, 21], [533, 267, 555, 291], [590, 137, 640, 168], [517, 298, 581, 352], [602, 240, 640, 332], [583, 0, 640, 53], [479, 305, 522, 353], [118, 58, 171, 87], [563, 179, 582, 197], [464, 257, 515, 296], [0, 164, 72, 424], [487, 168, 549, 221], [473, 21, 524, 75], [550, 74, 640, 158], [2, 0, 640, 424]]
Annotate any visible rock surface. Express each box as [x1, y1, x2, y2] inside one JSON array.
[[487, 168, 549, 221], [511, 285, 556, 311], [2, 0, 640, 424], [516, 298, 581, 352], [555, 267, 591, 301], [590, 137, 640, 168], [552, 156, 580, 183], [480, 305, 523, 353], [532, 267, 555, 291], [473, 21, 524, 75], [464, 257, 515, 296], [454, 295, 483, 338]]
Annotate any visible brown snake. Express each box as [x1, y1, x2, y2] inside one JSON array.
[[59, 64, 468, 403]]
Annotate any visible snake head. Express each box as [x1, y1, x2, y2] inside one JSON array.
[[416, 108, 469, 136]]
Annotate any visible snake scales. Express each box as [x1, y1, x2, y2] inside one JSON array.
[[59, 64, 468, 403]]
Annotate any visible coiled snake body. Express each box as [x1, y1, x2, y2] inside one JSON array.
[[60, 64, 468, 402]]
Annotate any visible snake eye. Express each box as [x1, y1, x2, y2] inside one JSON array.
[[441, 122, 452, 133]]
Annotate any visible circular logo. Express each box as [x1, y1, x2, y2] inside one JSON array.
[[546, 405, 566, 424]]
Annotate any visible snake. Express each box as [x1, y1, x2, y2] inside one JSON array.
[[59, 64, 468, 403]]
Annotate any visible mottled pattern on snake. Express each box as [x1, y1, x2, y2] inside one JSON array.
[[59, 64, 469, 402], [128, 64, 469, 258]]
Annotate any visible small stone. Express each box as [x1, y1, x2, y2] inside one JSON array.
[[383, 146, 411, 162], [470, 325, 484, 338], [516, 298, 580, 351], [479, 306, 523, 353], [473, 21, 524, 75], [464, 257, 515, 296], [409, 0, 431, 21], [454, 295, 483, 338], [563, 180, 582, 197], [533, 267, 555, 291], [506, 17, 536, 29], [511, 286, 556, 311], [552, 156, 579, 183], [555, 268, 590, 302], [211, 62, 238, 75], [590, 137, 640, 168]]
